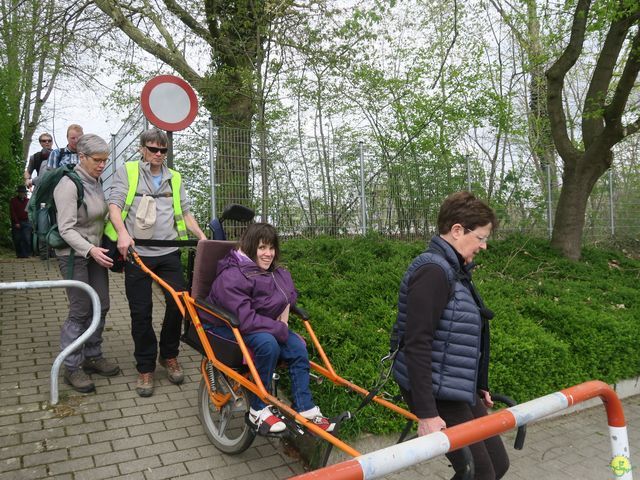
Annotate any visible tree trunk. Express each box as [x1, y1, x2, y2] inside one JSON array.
[[550, 155, 607, 259]]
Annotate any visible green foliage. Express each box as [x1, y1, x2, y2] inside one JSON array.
[[278, 234, 640, 438], [0, 65, 24, 246]]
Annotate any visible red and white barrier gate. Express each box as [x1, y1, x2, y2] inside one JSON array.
[[290, 380, 632, 480]]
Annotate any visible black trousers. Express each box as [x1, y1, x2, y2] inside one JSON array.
[[11, 221, 32, 258], [402, 388, 509, 480], [124, 250, 185, 373]]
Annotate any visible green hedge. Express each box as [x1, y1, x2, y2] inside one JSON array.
[[278, 234, 640, 437]]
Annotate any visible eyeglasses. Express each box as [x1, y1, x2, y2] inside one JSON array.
[[84, 154, 108, 165], [463, 227, 490, 244], [40, 139, 53, 143], [145, 145, 168, 154]]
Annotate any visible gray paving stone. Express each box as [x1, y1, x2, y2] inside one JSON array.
[[22, 447, 68, 467], [106, 415, 146, 430], [210, 462, 252, 480], [69, 440, 114, 459], [89, 426, 130, 443], [111, 473, 146, 480], [128, 421, 168, 437], [112, 434, 154, 451], [65, 420, 107, 436], [144, 462, 189, 479], [0, 457, 20, 474], [44, 433, 89, 450], [3, 419, 43, 435], [74, 464, 120, 480], [119, 455, 163, 475], [247, 454, 289, 473], [185, 456, 228, 474], [135, 440, 177, 459], [2, 465, 48, 480], [0, 442, 42, 460], [159, 448, 202, 466], [48, 456, 95, 475], [94, 448, 138, 467], [173, 472, 214, 480], [150, 427, 190, 443]]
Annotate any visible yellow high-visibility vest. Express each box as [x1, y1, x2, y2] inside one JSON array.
[[104, 161, 188, 241]]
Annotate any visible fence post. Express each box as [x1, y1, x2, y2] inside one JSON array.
[[110, 133, 116, 170], [609, 168, 615, 237], [259, 126, 268, 223], [359, 141, 367, 235], [546, 163, 553, 240], [209, 118, 216, 222]]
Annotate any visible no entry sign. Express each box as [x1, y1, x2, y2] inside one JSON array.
[[141, 75, 198, 131]]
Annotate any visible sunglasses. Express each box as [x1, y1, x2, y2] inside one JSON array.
[[41, 139, 53, 143], [145, 145, 168, 154]]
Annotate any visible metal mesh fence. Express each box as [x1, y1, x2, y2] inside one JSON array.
[[103, 118, 640, 244]]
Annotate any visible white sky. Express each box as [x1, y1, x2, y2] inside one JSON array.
[[26, 83, 128, 162]]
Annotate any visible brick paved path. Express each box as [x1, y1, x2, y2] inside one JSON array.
[[1, 256, 637, 479]]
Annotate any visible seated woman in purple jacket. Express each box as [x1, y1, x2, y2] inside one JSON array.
[[204, 223, 335, 434]]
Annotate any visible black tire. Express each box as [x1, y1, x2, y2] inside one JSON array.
[[198, 369, 256, 454]]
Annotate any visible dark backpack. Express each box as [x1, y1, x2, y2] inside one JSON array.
[[27, 164, 84, 254], [29, 149, 50, 176]]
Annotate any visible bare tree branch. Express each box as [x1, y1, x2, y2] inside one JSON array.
[[546, 0, 591, 163], [604, 22, 640, 142], [582, 11, 640, 145], [93, 0, 202, 88], [162, 0, 213, 44]]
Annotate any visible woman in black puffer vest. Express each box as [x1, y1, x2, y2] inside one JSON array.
[[390, 191, 508, 480]]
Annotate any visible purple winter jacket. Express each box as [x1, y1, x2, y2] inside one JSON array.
[[203, 249, 297, 343]]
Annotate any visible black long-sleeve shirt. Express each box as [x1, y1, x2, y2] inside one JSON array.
[[404, 263, 450, 418]]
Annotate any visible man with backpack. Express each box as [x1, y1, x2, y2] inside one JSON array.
[[42, 124, 84, 175], [106, 128, 206, 397], [24, 133, 53, 188]]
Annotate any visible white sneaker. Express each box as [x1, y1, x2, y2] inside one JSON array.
[[249, 405, 286, 434], [299, 406, 336, 432]]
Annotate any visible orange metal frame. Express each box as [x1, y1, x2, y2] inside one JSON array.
[[131, 250, 416, 458]]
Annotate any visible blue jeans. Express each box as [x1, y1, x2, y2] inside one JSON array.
[[212, 327, 315, 412]]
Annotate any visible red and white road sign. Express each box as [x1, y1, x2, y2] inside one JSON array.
[[141, 75, 198, 131]]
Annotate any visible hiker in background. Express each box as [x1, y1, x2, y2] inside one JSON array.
[[9, 185, 32, 258], [106, 128, 206, 397], [54, 133, 120, 393], [24, 133, 53, 188], [42, 124, 84, 176], [390, 191, 509, 480]]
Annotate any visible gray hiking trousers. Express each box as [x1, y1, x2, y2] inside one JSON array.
[[57, 255, 110, 371]]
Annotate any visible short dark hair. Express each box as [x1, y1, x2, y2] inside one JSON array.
[[437, 191, 498, 234], [238, 223, 280, 270], [140, 128, 168, 147], [39, 133, 52, 142]]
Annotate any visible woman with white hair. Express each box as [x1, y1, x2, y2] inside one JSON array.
[[53, 133, 120, 393]]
